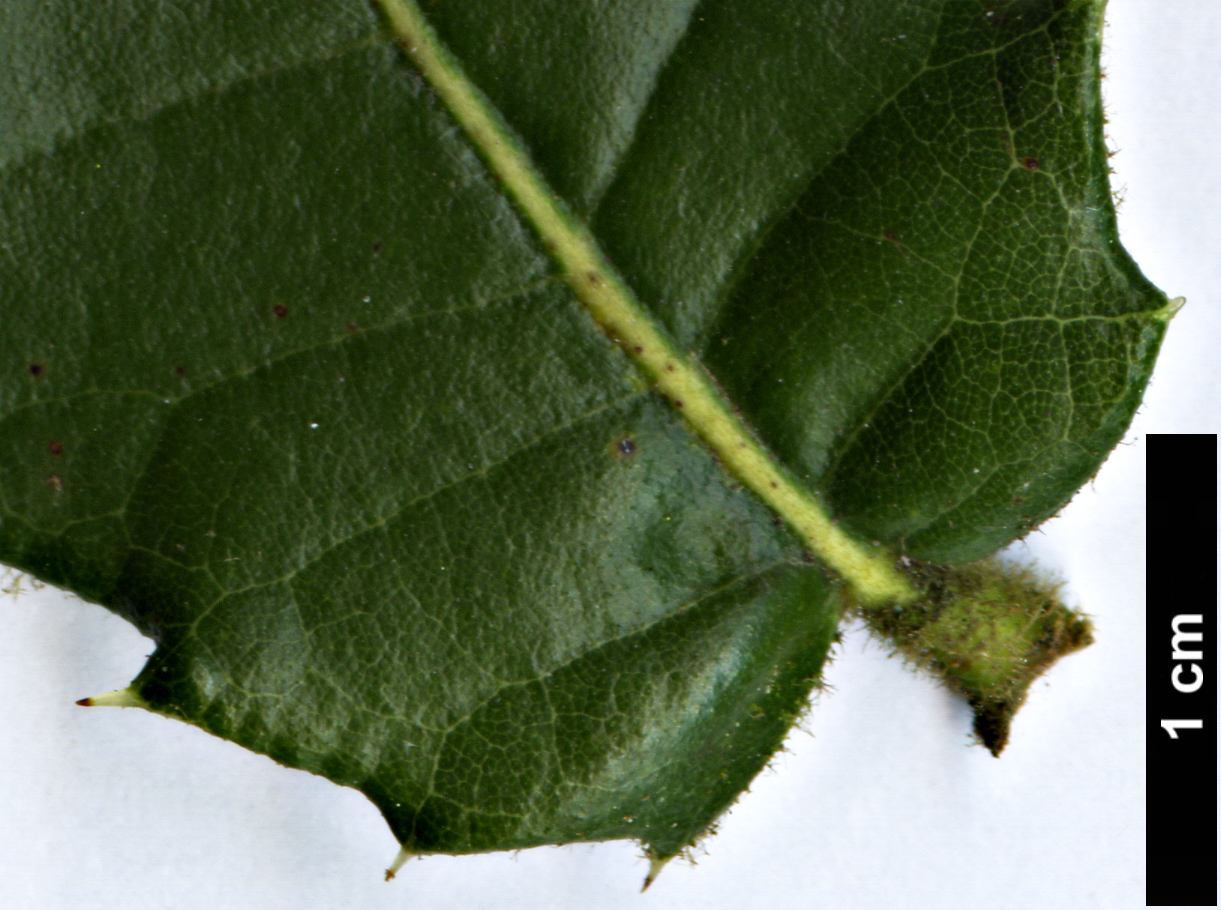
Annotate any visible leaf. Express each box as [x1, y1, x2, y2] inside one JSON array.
[[0, 0, 1167, 879]]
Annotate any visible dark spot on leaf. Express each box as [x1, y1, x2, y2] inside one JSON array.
[[673, 400, 683, 408], [633, 346, 643, 355], [586, 271, 601, 287], [28, 363, 44, 378], [347, 323, 360, 334], [1023, 156, 1039, 171], [665, 363, 675, 372], [46, 474, 62, 490], [884, 230, 899, 242], [48, 440, 63, 456], [372, 242, 383, 255], [273, 304, 288, 318], [615, 436, 638, 458], [1013, 496, 1025, 504]]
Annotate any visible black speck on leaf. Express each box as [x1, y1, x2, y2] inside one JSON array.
[[615, 437, 637, 458]]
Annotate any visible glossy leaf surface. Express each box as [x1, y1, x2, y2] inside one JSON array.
[[0, 0, 1166, 863]]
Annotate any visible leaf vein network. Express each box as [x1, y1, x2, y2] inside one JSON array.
[[187, 390, 644, 598], [413, 557, 790, 819], [0, 34, 385, 174]]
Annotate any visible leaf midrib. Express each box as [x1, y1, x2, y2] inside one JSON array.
[[375, 0, 916, 605]]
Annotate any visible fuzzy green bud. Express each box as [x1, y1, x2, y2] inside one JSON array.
[[847, 559, 1094, 755]]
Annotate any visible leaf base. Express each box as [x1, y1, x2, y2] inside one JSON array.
[[849, 559, 1094, 755]]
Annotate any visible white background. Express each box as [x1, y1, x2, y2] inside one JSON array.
[[2, 3, 1218, 908]]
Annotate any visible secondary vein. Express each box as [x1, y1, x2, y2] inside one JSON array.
[[374, 0, 916, 605]]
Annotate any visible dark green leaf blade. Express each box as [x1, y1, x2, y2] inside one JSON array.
[[2, 23, 839, 855], [704, 0, 1168, 562], [0, 0, 1166, 870]]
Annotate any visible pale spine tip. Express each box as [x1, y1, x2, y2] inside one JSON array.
[[384, 846, 414, 881], [75, 687, 147, 708], [641, 854, 672, 892], [1159, 296, 1186, 319]]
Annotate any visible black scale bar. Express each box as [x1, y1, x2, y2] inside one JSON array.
[[1148, 434, 1217, 907]]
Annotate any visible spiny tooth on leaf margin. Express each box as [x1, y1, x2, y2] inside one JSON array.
[[641, 852, 674, 892], [384, 846, 414, 881], [1158, 296, 1186, 320], [75, 686, 148, 708]]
